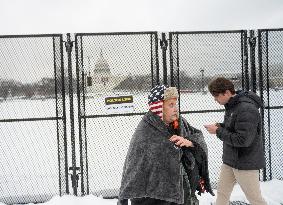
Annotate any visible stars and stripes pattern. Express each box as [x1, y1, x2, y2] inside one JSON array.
[[148, 85, 168, 120], [149, 101, 163, 119]]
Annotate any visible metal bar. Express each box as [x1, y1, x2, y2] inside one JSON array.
[[80, 36, 87, 195], [60, 35, 69, 195], [249, 30, 257, 92], [75, 34, 84, 195], [150, 34, 154, 88], [257, 30, 267, 181], [241, 31, 244, 89], [169, 33, 174, 86], [150, 33, 160, 87], [83, 112, 147, 119], [65, 33, 78, 195], [160, 33, 168, 85], [180, 109, 225, 114], [0, 117, 62, 123], [81, 106, 283, 118], [265, 31, 272, 180], [81, 108, 229, 119], [264, 106, 283, 109], [79, 35, 90, 195], [53, 36, 62, 195], [80, 35, 89, 195], [84, 36, 90, 195], [258, 28, 283, 32], [155, 33, 160, 85], [0, 34, 62, 38], [176, 34, 181, 115], [170, 30, 245, 35], [79, 105, 282, 120], [244, 31, 249, 91], [75, 31, 158, 37]]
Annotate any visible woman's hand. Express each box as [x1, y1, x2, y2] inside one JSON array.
[[169, 135, 194, 147]]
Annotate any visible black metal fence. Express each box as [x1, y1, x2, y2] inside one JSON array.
[[74, 32, 159, 196], [169, 30, 248, 187], [258, 28, 283, 181], [0, 29, 282, 204], [0, 34, 67, 204]]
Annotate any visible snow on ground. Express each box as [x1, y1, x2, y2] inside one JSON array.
[[1, 179, 280, 205], [197, 179, 283, 205], [0, 91, 282, 204]]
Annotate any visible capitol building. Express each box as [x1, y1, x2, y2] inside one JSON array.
[[85, 50, 126, 94]]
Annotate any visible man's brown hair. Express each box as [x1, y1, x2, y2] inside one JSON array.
[[208, 77, 236, 96]]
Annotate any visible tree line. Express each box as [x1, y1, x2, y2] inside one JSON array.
[[0, 77, 62, 100]]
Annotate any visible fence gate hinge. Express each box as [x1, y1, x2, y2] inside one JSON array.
[[64, 33, 74, 53], [159, 33, 168, 50], [248, 30, 257, 47]]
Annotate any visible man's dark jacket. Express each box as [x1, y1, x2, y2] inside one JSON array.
[[216, 91, 265, 170], [118, 111, 213, 205]]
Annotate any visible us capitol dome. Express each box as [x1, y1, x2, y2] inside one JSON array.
[[86, 50, 126, 94]]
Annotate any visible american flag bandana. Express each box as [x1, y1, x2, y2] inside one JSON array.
[[148, 85, 168, 120]]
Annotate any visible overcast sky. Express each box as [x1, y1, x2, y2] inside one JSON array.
[[1, 0, 283, 35]]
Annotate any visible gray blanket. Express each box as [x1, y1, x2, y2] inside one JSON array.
[[118, 111, 211, 204]]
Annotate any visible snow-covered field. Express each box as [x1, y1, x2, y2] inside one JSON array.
[[0, 179, 282, 205], [0, 90, 282, 204]]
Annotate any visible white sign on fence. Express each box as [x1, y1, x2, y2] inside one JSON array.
[[105, 95, 134, 114]]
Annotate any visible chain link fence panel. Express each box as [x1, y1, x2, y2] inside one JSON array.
[[75, 32, 159, 196], [258, 29, 283, 181], [169, 31, 247, 187], [0, 29, 282, 204], [0, 34, 67, 204]]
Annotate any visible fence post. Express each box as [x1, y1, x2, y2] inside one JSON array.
[[241, 31, 249, 91], [65, 33, 79, 195], [54, 35, 70, 195], [169, 32, 180, 88], [160, 33, 168, 85], [257, 31, 267, 181], [151, 33, 160, 87], [249, 30, 257, 92]]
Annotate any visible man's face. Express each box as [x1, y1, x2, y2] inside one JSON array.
[[163, 98, 178, 125], [213, 90, 232, 105]]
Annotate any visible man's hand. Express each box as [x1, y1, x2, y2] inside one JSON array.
[[169, 135, 194, 147], [204, 124, 218, 134]]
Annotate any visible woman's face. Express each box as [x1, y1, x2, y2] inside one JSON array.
[[163, 98, 178, 125]]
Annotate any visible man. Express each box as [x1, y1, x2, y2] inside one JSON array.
[[204, 77, 267, 205], [118, 85, 213, 205]]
